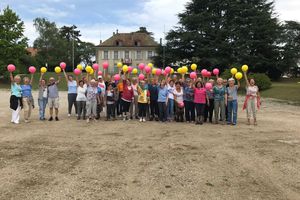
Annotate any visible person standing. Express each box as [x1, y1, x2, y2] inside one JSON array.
[[9, 72, 22, 124], [63, 69, 77, 117], [213, 78, 226, 124], [148, 78, 159, 121], [20, 74, 34, 123], [157, 80, 168, 122], [137, 81, 150, 122], [38, 73, 48, 120], [48, 75, 61, 121], [225, 78, 240, 125]]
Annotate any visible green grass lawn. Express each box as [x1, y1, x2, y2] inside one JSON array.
[[261, 78, 300, 103]]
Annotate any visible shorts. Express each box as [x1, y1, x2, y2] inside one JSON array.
[[48, 97, 59, 109]]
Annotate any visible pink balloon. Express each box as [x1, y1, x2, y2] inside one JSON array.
[[98, 71, 103, 76], [213, 68, 219, 75], [178, 102, 185, 108], [139, 63, 145, 70], [145, 66, 151, 74], [163, 70, 168, 76], [201, 69, 208, 76], [28, 66, 36, 74], [114, 74, 120, 81], [74, 68, 81, 75], [206, 71, 212, 77], [205, 83, 213, 90], [156, 68, 162, 76], [128, 66, 133, 73], [165, 66, 171, 74], [60, 62, 66, 69], [93, 63, 99, 70], [7, 64, 16, 72], [190, 72, 197, 79], [102, 62, 109, 69], [138, 74, 145, 80]]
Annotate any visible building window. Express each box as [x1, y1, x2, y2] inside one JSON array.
[[135, 41, 141, 47], [116, 40, 122, 46], [136, 50, 142, 60], [147, 51, 153, 59], [114, 51, 118, 60], [104, 51, 109, 60], [125, 51, 129, 59]]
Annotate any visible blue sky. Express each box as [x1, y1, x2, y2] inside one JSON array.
[[1, 0, 300, 45]]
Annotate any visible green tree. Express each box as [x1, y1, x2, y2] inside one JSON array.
[[158, 0, 282, 79], [0, 6, 28, 79], [280, 21, 300, 77]]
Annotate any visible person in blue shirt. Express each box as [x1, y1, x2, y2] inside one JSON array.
[[157, 80, 168, 122], [148, 78, 159, 121], [21, 73, 34, 123], [63, 69, 78, 117]]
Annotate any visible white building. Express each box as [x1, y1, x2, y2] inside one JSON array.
[[95, 28, 159, 74]]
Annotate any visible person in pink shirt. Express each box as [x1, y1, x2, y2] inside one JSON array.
[[194, 81, 209, 125]]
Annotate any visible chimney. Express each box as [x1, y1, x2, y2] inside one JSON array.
[[116, 29, 119, 34], [113, 32, 115, 35]]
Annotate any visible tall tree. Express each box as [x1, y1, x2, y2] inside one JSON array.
[[0, 6, 28, 79], [280, 21, 300, 77], [158, 0, 282, 79]]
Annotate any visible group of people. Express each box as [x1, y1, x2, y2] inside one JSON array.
[[9, 68, 260, 126]]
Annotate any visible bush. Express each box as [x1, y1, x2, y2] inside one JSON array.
[[248, 73, 272, 90]]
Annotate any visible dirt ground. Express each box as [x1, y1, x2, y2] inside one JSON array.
[[0, 90, 299, 200]]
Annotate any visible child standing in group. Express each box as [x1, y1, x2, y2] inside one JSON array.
[[213, 78, 226, 124], [173, 81, 184, 122], [243, 72, 260, 125], [105, 83, 116, 121], [157, 80, 168, 122], [21, 74, 34, 123], [137, 81, 150, 122], [194, 81, 209, 125], [225, 78, 240, 125], [38, 73, 48, 120], [9, 72, 22, 124]]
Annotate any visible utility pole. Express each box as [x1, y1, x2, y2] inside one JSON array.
[[163, 24, 166, 68], [72, 25, 75, 70]]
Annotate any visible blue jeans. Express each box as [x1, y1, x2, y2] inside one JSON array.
[[38, 98, 48, 119], [167, 99, 174, 120], [227, 100, 238, 124]]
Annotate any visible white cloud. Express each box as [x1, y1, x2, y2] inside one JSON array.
[[24, 20, 39, 45], [275, 0, 300, 22]]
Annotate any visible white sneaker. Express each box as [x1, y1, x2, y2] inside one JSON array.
[[123, 117, 126, 121], [142, 118, 146, 122], [139, 118, 143, 122], [86, 118, 90, 123], [68, 114, 71, 117]]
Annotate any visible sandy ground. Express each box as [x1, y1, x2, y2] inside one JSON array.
[[0, 90, 299, 200]]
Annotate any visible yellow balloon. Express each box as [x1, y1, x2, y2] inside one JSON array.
[[132, 68, 138, 74], [89, 68, 94, 75], [235, 72, 243, 80], [77, 64, 83, 70], [123, 65, 128, 73], [182, 66, 188, 73], [170, 68, 174, 74], [231, 68, 238, 75], [54, 66, 61, 74], [191, 64, 197, 71], [242, 65, 248, 72], [177, 68, 183, 74], [148, 63, 153, 68], [85, 66, 92, 73], [152, 68, 157, 75], [40, 67, 47, 73], [117, 62, 123, 68]]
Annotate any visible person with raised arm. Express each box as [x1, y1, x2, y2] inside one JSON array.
[[9, 72, 22, 124], [20, 73, 34, 123], [166, 76, 175, 122], [62, 69, 77, 117], [38, 73, 48, 120], [243, 71, 260, 125], [120, 71, 134, 121], [85, 74, 100, 123], [130, 77, 139, 120], [194, 81, 209, 125], [47, 74, 61, 121], [225, 78, 240, 125], [75, 75, 87, 120], [148, 76, 159, 121], [181, 74, 195, 123], [137, 80, 150, 122], [173, 81, 184, 122]]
